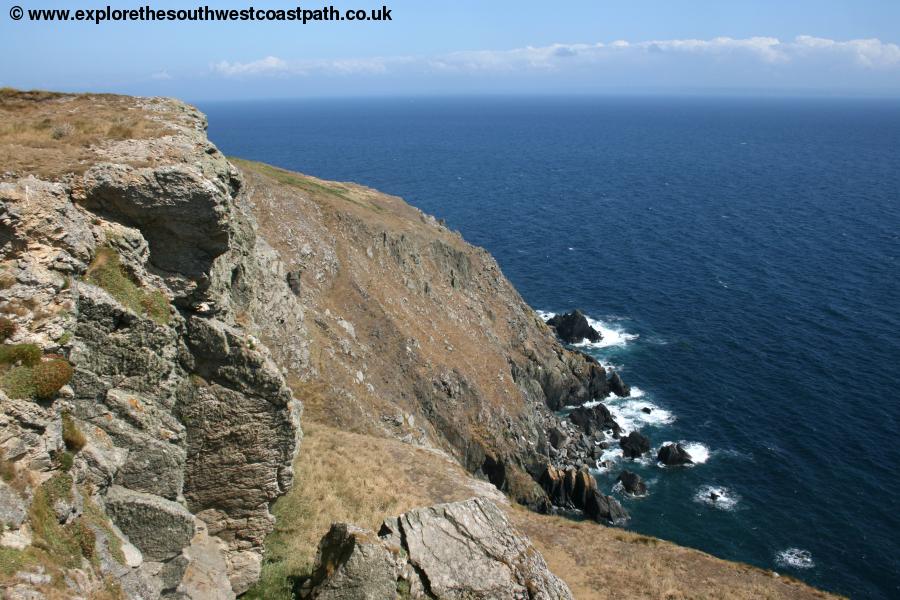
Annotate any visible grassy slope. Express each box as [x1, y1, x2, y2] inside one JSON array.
[[248, 418, 841, 600]]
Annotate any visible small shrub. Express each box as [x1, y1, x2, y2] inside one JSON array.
[[57, 450, 74, 472], [0, 343, 41, 366], [0, 449, 16, 482], [50, 122, 74, 140], [56, 331, 73, 346], [0, 317, 16, 341], [0, 366, 35, 399], [61, 412, 86, 452], [32, 359, 73, 400]]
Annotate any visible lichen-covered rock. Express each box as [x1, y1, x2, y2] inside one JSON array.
[[303, 498, 573, 600], [303, 524, 403, 600], [379, 498, 573, 600], [105, 485, 196, 562]]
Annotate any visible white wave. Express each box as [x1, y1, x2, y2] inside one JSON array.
[[536, 310, 638, 349], [596, 446, 623, 472], [575, 315, 639, 349], [682, 442, 710, 464], [776, 548, 815, 570], [694, 485, 740, 510], [603, 389, 675, 434]]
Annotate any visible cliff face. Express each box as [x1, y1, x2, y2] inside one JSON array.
[[234, 160, 611, 505], [1, 94, 301, 598], [0, 92, 615, 597]]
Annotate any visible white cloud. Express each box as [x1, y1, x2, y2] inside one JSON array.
[[210, 36, 900, 92], [211, 55, 404, 77], [429, 36, 900, 72], [150, 70, 172, 80], [212, 56, 289, 76]]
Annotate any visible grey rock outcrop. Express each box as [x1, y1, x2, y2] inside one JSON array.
[[303, 498, 573, 600], [1, 95, 301, 598]]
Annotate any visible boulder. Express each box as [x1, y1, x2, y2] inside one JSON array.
[[547, 310, 601, 344], [304, 498, 574, 600], [568, 404, 621, 437], [608, 371, 630, 397], [619, 431, 651, 459], [584, 490, 629, 524], [302, 523, 403, 600], [616, 471, 648, 496], [657, 443, 694, 466], [104, 485, 196, 562]]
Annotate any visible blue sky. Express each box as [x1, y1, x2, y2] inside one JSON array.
[[2, 0, 900, 100]]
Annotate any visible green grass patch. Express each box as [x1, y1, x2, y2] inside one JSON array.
[[29, 474, 82, 569], [0, 366, 36, 399], [85, 247, 172, 325], [232, 158, 383, 213], [81, 489, 125, 565], [0, 344, 41, 367]]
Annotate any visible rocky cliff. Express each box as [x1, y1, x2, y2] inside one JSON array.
[[1, 91, 598, 598], [1, 93, 301, 598], [0, 91, 839, 600]]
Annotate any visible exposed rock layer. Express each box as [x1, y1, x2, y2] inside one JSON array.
[[302, 498, 574, 600]]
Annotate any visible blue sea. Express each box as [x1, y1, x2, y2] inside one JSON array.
[[199, 96, 900, 599]]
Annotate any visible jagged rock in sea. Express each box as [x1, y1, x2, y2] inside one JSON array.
[[608, 370, 631, 397], [547, 309, 601, 344], [620, 431, 651, 459], [300, 498, 574, 600], [658, 443, 694, 466], [569, 403, 621, 437], [537, 463, 628, 524], [617, 470, 648, 496]]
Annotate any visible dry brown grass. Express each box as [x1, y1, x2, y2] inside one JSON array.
[[245, 419, 503, 599], [508, 505, 843, 600], [0, 88, 169, 179]]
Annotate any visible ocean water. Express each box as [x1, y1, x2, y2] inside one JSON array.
[[199, 96, 900, 599]]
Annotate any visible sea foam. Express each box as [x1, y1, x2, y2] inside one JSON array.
[[694, 485, 740, 510], [776, 548, 815, 570]]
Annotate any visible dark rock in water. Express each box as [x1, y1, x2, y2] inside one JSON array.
[[709, 491, 720, 502], [619, 431, 651, 459], [657, 443, 694, 466], [608, 371, 631, 397], [547, 310, 601, 344], [617, 471, 648, 496], [584, 490, 629, 524], [641, 406, 653, 414], [569, 404, 621, 437]]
